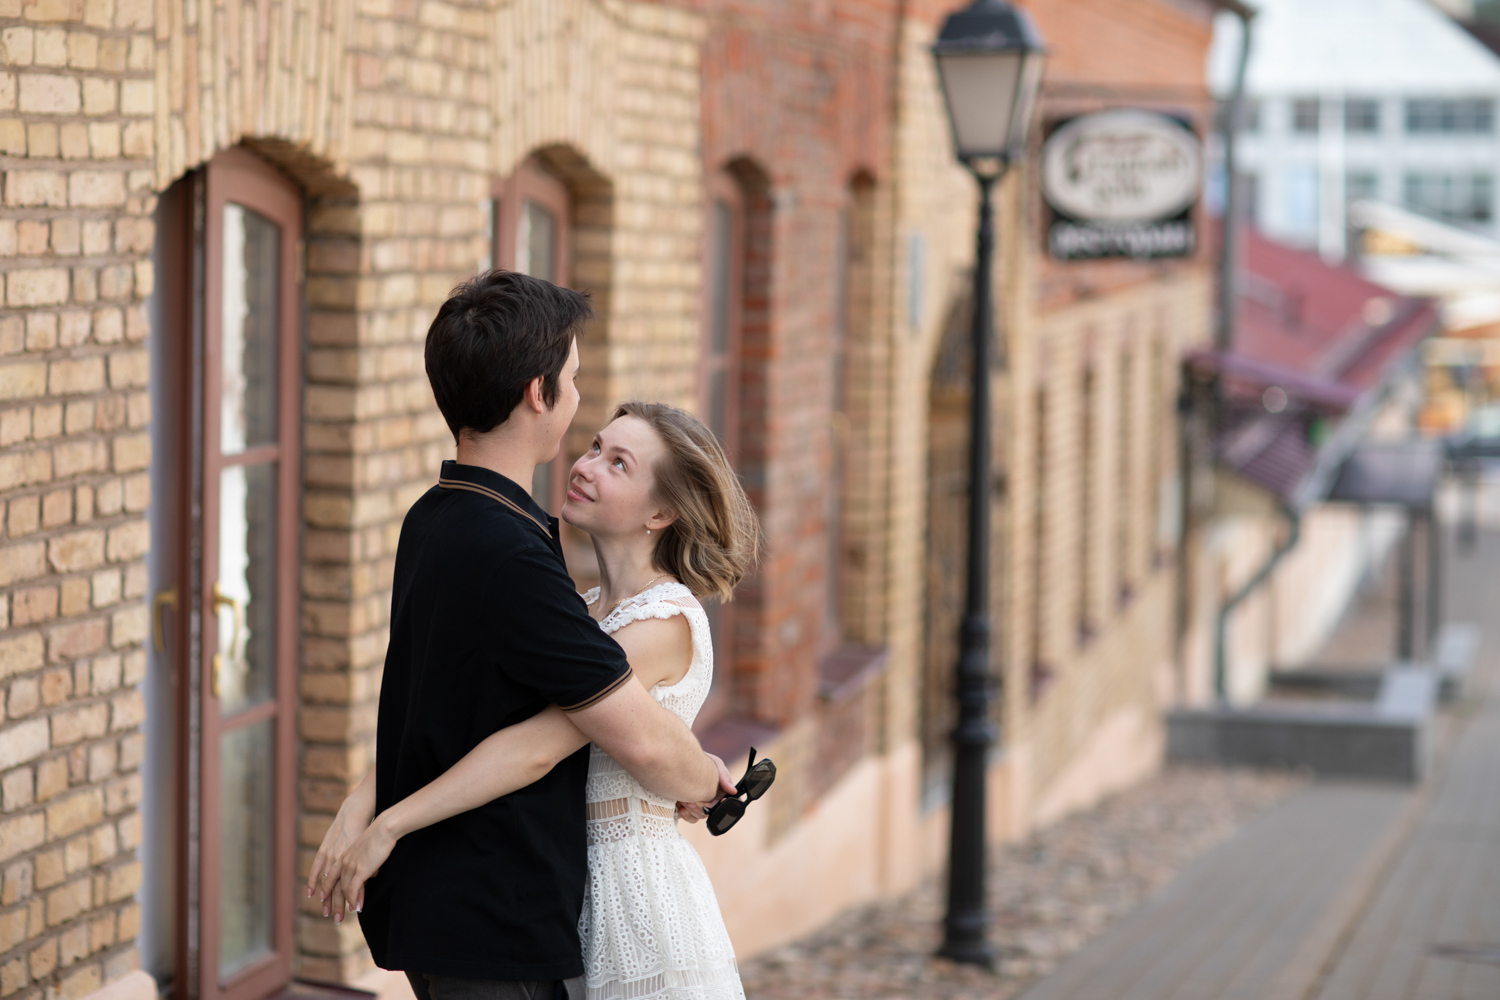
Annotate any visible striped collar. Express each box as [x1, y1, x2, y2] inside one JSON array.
[[436, 460, 553, 539]]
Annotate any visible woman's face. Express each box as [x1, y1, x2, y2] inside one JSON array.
[[561, 415, 673, 538]]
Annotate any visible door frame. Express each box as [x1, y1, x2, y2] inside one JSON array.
[[171, 146, 303, 1000]]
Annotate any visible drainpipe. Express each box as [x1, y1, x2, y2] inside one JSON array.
[[1214, 1, 1255, 354], [1180, 0, 1255, 693], [1210, 343, 1424, 702], [1213, 504, 1299, 703]]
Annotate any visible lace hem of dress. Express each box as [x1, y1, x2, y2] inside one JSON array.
[[583, 964, 745, 1000]]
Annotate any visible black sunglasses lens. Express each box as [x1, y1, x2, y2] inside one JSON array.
[[742, 761, 776, 800], [707, 797, 746, 836]]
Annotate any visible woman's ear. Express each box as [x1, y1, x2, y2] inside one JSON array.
[[646, 506, 677, 534]]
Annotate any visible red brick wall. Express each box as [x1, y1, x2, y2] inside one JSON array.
[[697, 0, 900, 728]]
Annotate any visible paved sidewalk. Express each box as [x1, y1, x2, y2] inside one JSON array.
[[1015, 783, 1415, 1000], [1019, 527, 1500, 1000], [1310, 534, 1500, 1000]]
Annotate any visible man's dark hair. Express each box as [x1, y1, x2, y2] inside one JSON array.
[[425, 269, 593, 443]]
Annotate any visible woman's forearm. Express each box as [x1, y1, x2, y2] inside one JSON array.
[[348, 767, 376, 818], [378, 705, 590, 840]]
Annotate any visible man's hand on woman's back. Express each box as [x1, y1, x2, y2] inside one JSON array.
[[568, 678, 725, 804]]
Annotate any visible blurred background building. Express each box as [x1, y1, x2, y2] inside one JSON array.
[[1208, 0, 1500, 259], [0, 2, 1484, 1000]]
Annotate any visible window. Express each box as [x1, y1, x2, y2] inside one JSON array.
[[1078, 364, 1095, 644], [698, 164, 773, 731], [1030, 388, 1051, 699], [1286, 166, 1320, 234], [495, 156, 571, 512], [1116, 346, 1133, 604], [1150, 336, 1169, 561], [1345, 98, 1380, 134], [1240, 172, 1260, 225], [1404, 172, 1493, 224], [1213, 98, 1261, 135], [1346, 170, 1380, 203], [1405, 99, 1494, 134], [700, 191, 741, 725], [516, 200, 558, 283], [704, 196, 739, 452], [828, 207, 850, 641], [1292, 98, 1320, 134]]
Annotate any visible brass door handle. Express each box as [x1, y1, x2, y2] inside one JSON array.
[[211, 583, 244, 698], [212, 582, 244, 656], [152, 587, 177, 652]]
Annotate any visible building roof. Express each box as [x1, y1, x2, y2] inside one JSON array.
[[1349, 199, 1500, 330], [1207, 0, 1500, 95], [1235, 230, 1436, 390], [1191, 230, 1439, 501]]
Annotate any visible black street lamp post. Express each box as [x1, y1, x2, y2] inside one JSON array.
[[931, 0, 1047, 969]]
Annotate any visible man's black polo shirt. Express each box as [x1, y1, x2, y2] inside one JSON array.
[[359, 460, 633, 981]]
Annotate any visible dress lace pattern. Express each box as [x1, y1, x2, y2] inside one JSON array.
[[579, 583, 746, 1000]]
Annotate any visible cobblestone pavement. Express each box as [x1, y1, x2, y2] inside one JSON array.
[[739, 766, 1305, 1000]]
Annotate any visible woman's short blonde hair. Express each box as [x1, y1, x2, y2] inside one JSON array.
[[611, 401, 761, 602]]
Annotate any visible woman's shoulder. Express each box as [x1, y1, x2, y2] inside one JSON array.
[[607, 608, 695, 689]]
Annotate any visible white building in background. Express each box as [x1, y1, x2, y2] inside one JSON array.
[[1208, 0, 1500, 259]]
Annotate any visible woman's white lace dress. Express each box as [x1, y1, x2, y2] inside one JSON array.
[[579, 582, 746, 1000]]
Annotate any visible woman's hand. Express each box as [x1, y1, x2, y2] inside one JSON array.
[[325, 809, 402, 922], [306, 770, 376, 914], [676, 752, 736, 824]]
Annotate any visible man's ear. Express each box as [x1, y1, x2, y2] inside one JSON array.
[[522, 375, 550, 414]]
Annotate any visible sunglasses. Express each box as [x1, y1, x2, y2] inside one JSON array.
[[706, 748, 777, 836]]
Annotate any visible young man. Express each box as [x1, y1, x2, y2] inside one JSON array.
[[355, 271, 727, 1000]]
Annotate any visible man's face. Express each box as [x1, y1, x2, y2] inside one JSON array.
[[539, 337, 581, 462]]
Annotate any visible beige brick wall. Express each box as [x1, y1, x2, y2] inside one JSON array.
[[294, 0, 491, 978], [493, 0, 705, 406], [4, 0, 492, 985], [0, 0, 158, 993], [882, 11, 983, 764], [1012, 275, 1211, 799]]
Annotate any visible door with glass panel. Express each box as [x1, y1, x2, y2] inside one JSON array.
[[170, 148, 301, 1000]]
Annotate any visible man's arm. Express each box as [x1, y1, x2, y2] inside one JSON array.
[[567, 676, 722, 803], [320, 688, 731, 921], [486, 547, 724, 803], [318, 706, 589, 921]]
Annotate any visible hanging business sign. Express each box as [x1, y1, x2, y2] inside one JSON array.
[[1042, 109, 1202, 261]]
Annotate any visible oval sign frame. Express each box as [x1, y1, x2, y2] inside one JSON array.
[[1042, 110, 1202, 223]]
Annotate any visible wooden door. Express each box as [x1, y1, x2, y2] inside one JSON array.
[[163, 147, 302, 1000]]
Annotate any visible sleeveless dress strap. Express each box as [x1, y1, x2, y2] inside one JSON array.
[[596, 582, 699, 633]]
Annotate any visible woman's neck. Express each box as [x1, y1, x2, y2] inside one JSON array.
[[591, 534, 669, 615]]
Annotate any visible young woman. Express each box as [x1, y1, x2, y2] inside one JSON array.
[[308, 401, 761, 1000]]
